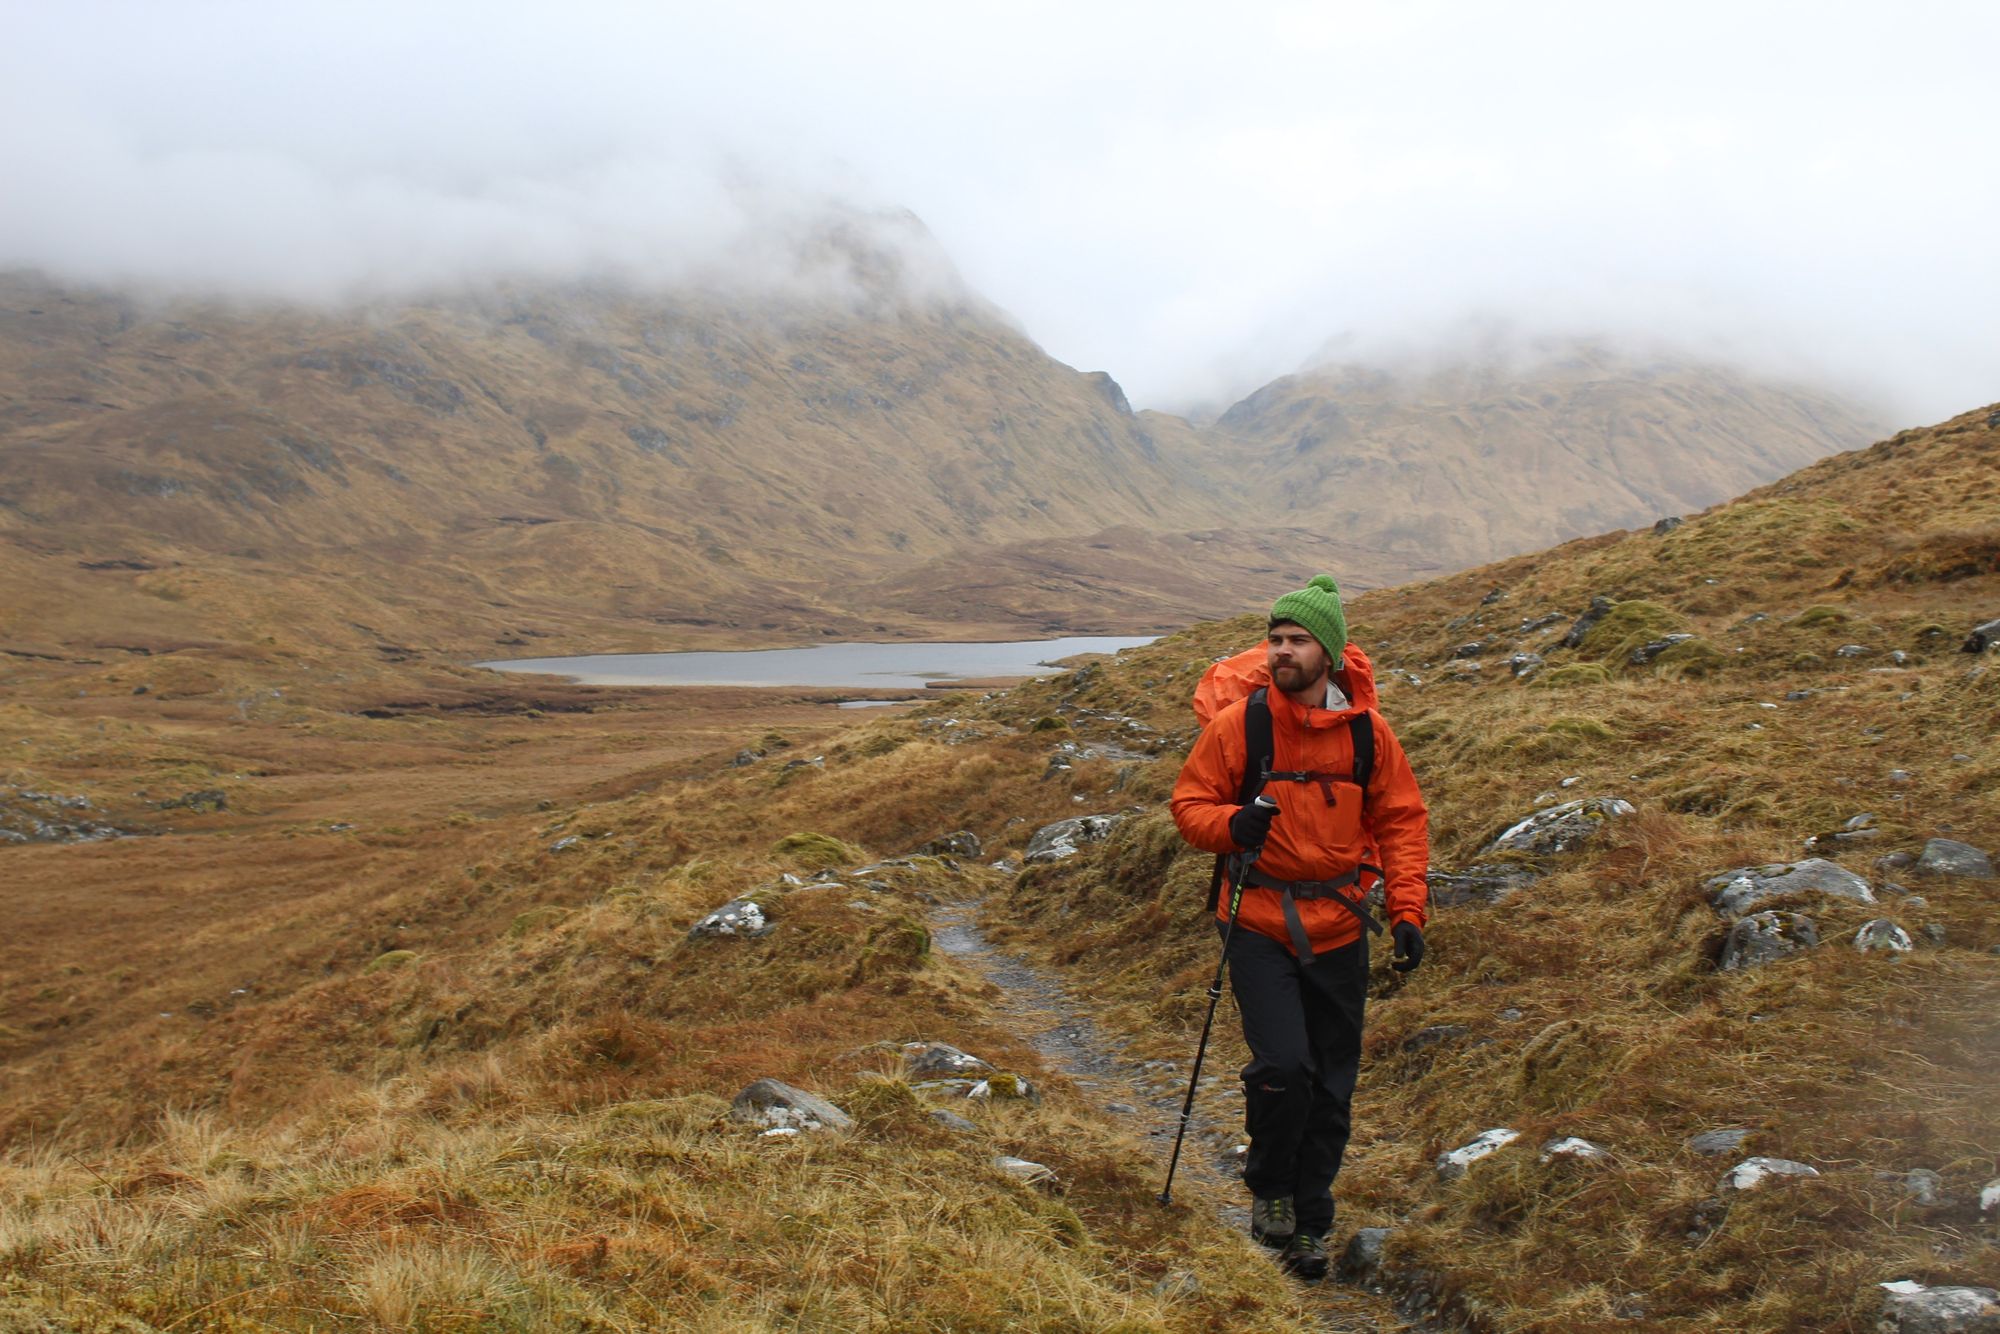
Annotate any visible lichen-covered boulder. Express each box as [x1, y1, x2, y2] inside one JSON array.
[[689, 897, 774, 939], [1875, 1280, 2000, 1333], [1024, 814, 1126, 863], [1917, 838, 1994, 879], [994, 1155, 1056, 1184], [1429, 865, 1539, 907], [1540, 1136, 1612, 1164], [730, 1079, 853, 1132], [1720, 1156, 1819, 1192], [1719, 912, 1820, 970], [1436, 1128, 1519, 1180], [1337, 1228, 1392, 1285], [1687, 1127, 1753, 1156], [1707, 858, 1874, 917], [917, 830, 982, 859], [1855, 919, 1915, 954], [1482, 798, 1635, 857], [902, 1042, 992, 1078]]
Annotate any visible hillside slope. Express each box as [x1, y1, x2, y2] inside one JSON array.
[[2, 405, 1992, 1329], [1, 271, 1886, 661], [1208, 341, 1886, 570]]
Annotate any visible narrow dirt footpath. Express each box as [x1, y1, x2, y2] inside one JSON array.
[[931, 896, 1410, 1333]]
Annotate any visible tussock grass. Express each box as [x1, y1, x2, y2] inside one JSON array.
[[7, 405, 1998, 1328]]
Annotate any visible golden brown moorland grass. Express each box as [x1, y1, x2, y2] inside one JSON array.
[[1, 404, 1995, 1330]]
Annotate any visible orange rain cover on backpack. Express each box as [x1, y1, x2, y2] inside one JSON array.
[[1191, 642, 1379, 725], [1191, 645, 1270, 726]]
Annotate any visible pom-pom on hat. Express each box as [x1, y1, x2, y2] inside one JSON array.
[[1269, 574, 1348, 662]]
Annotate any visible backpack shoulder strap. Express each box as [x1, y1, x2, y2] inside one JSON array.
[[1206, 688, 1275, 914], [1240, 687, 1273, 801], [1348, 711, 1374, 791]]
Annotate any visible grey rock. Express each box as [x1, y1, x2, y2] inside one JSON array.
[[1688, 1127, 1754, 1156], [550, 835, 582, 852], [1855, 919, 1915, 954], [928, 1109, 979, 1133], [1483, 797, 1635, 858], [689, 897, 773, 939], [1508, 652, 1545, 680], [1786, 689, 1815, 701], [1923, 924, 1948, 947], [917, 830, 982, 859], [1837, 643, 1873, 658], [1519, 612, 1568, 633], [1402, 1024, 1470, 1053], [1631, 633, 1696, 665], [731, 749, 760, 767], [1719, 911, 1820, 970], [1430, 864, 1538, 906], [1337, 1227, 1392, 1285], [1540, 1136, 1612, 1163], [1023, 813, 1126, 863], [1499, 1008, 1524, 1022], [1875, 1280, 2000, 1333], [1879, 851, 1918, 872], [730, 1079, 853, 1132], [1451, 640, 1488, 659], [967, 1075, 1036, 1101], [902, 1042, 992, 1078], [1720, 1156, 1819, 1191], [1889, 769, 1913, 784], [154, 788, 226, 813], [1652, 516, 1685, 535], [1980, 1178, 1999, 1218], [1898, 1168, 1945, 1207], [1437, 1128, 1520, 1180], [994, 1155, 1056, 1184], [1917, 838, 1994, 879], [1707, 858, 1874, 917], [1962, 617, 2000, 653], [1150, 1271, 1201, 1301], [1563, 596, 1614, 649]]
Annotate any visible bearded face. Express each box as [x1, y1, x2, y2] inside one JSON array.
[[1266, 622, 1331, 697]]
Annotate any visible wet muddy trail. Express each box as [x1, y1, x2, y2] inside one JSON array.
[[931, 895, 1411, 1333]]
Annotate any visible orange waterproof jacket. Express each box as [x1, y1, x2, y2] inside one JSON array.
[[1171, 644, 1430, 956]]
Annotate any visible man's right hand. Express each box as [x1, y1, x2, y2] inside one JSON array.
[[1227, 798, 1279, 851]]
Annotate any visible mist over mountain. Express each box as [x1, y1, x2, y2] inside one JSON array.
[[0, 219, 1888, 662]]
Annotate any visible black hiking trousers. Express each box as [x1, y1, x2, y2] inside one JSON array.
[[1223, 925, 1367, 1238]]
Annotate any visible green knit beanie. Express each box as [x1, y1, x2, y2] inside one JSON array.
[[1269, 574, 1348, 662]]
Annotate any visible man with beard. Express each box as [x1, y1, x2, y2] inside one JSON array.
[[1171, 574, 1431, 1279]]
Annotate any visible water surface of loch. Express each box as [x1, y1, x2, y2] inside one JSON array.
[[476, 636, 1156, 690]]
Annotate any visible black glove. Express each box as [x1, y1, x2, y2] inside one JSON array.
[[1227, 798, 1279, 851], [1392, 921, 1425, 973]]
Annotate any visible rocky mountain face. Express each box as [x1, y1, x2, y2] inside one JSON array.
[[1205, 342, 1886, 570], [0, 263, 1887, 658]]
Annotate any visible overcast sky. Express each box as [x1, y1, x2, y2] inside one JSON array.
[[3, 1, 1995, 421]]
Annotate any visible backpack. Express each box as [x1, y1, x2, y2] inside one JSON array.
[[1196, 670, 1375, 914]]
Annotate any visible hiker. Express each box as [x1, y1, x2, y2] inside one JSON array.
[[1170, 574, 1430, 1279]]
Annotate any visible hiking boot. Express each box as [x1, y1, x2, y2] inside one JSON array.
[[1249, 1196, 1295, 1247], [1279, 1231, 1329, 1281]]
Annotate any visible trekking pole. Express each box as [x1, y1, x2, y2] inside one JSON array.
[[1159, 791, 1276, 1206]]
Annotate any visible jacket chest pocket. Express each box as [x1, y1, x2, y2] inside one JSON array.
[[1272, 777, 1365, 848]]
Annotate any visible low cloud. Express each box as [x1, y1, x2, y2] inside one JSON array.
[[3, 2, 1994, 424]]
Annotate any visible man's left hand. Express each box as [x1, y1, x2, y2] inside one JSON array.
[[1391, 921, 1425, 973]]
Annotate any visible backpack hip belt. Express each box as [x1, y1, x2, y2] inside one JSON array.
[[1239, 863, 1386, 962]]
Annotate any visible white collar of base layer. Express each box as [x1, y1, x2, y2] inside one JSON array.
[[1323, 680, 1351, 710]]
